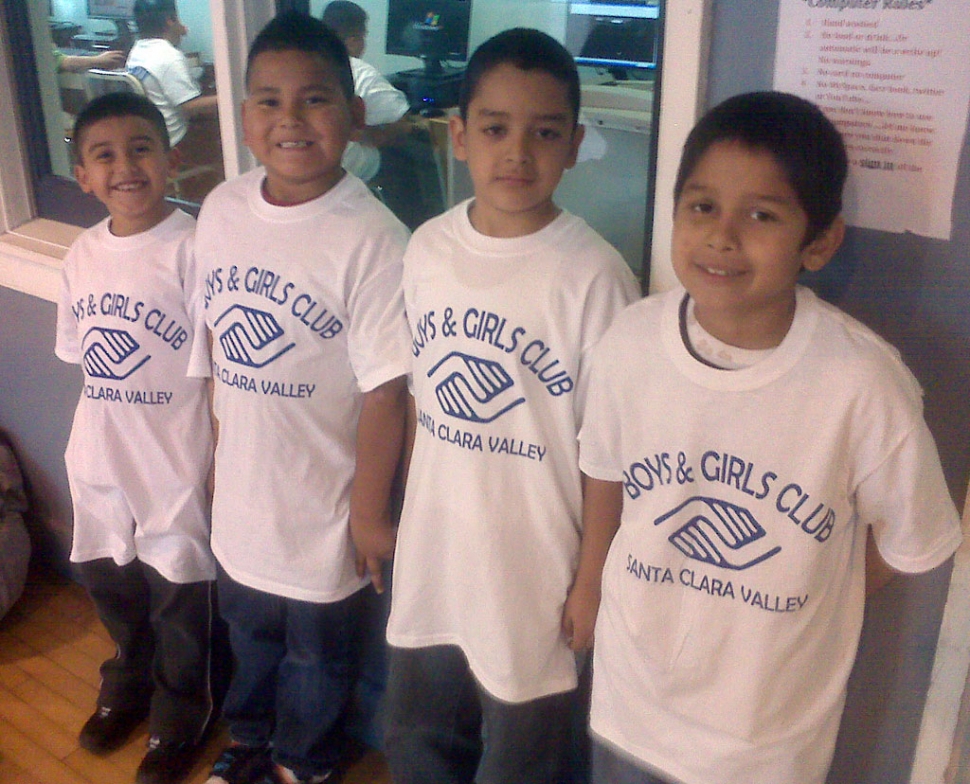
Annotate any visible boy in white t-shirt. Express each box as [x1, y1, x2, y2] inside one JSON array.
[[126, 0, 217, 148], [192, 12, 410, 784], [579, 91, 963, 784], [56, 92, 216, 784], [381, 28, 640, 784]]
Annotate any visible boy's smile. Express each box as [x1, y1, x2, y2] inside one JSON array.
[[74, 116, 177, 237], [243, 49, 364, 205], [672, 140, 843, 350], [450, 63, 584, 238]]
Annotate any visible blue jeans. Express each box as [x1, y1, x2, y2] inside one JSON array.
[[590, 741, 675, 784], [216, 565, 376, 778], [384, 644, 575, 784]]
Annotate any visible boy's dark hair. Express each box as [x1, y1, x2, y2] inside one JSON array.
[[674, 91, 847, 245], [133, 0, 178, 39], [246, 10, 355, 101], [321, 1, 367, 42], [73, 92, 171, 159], [459, 28, 581, 127]]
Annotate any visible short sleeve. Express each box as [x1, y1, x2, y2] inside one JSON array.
[[858, 417, 962, 572], [181, 234, 211, 379], [55, 262, 81, 365], [578, 333, 627, 482], [353, 59, 409, 125], [345, 229, 411, 393]]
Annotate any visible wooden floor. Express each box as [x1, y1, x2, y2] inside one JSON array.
[[0, 567, 392, 784]]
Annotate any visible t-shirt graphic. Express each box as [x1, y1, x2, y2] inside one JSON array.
[[429, 350, 525, 424], [656, 496, 781, 571], [81, 326, 151, 380], [213, 304, 296, 369]]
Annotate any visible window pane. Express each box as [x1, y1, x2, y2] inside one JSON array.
[[25, 0, 226, 227]]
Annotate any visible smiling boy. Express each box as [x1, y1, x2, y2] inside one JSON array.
[[191, 12, 410, 784], [57, 93, 216, 784], [383, 28, 640, 784], [578, 91, 962, 784]]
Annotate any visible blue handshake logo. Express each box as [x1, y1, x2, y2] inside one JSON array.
[[81, 327, 150, 380], [214, 305, 295, 368], [428, 351, 525, 424], [655, 497, 781, 570]]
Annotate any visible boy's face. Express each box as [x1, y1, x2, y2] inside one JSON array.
[[74, 115, 177, 237], [450, 63, 584, 238], [243, 49, 364, 206], [672, 140, 843, 349]]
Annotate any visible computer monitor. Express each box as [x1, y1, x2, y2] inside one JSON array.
[[86, 0, 135, 21], [385, 0, 473, 76], [565, 1, 661, 78]]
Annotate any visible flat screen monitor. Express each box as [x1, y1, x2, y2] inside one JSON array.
[[565, 1, 661, 76], [386, 0, 472, 75], [86, 0, 135, 20]]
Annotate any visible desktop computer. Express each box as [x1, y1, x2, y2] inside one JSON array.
[[390, 66, 464, 111]]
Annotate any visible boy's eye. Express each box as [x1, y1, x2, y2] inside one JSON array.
[[536, 128, 562, 141], [257, 97, 279, 108], [482, 124, 505, 137], [750, 208, 777, 222], [689, 200, 714, 215]]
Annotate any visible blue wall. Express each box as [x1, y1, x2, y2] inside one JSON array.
[[0, 287, 80, 574]]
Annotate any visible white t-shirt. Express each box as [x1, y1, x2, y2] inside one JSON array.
[[55, 210, 214, 584], [580, 286, 963, 784], [127, 38, 202, 147], [387, 201, 640, 702], [192, 168, 410, 603], [342, 57, 410, 183]]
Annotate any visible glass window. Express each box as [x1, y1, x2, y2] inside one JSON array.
[[10, 0, 226, 228], [3, 0, 708, 297], [309, 0, 663, 279]]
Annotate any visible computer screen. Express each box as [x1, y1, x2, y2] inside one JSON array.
[[565, 1, 661, 75], [385, 0, 473, 74], [86, 0, 135, 21]]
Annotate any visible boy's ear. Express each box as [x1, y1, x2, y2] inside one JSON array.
[[801, 216, 845, 273], [166, 145, 182, 174], [449, 114, 468, 162], [565, 123, 586, 170], [74, 162, 93, 194], [350, 95, 366, 131]]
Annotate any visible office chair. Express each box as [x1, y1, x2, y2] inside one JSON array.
[[84, 68, 145, 101]]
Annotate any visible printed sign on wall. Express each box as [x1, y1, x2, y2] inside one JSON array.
[[773, 0, 970, 240]]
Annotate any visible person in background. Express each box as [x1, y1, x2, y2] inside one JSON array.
[[321, 0, 411, 184], [126, 0, 217, 149], [578, 91, 963, 784], [55, 48, 125, 73]]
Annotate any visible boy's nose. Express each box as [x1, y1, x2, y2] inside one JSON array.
[[706, 217, 739, 251], [504, 132, 532, 163], [280, 102, 305, 125]]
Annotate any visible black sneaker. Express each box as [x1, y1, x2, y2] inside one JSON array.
[[205, 743, 272, 784], [78, 704, 148, 754], [135, 736, 201, 784]]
